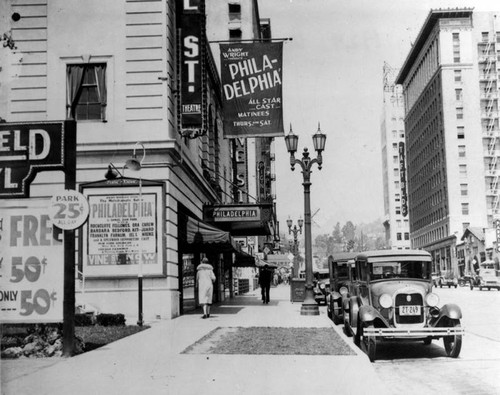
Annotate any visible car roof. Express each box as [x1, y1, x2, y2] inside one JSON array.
[[328, 252, 358, 263], [355, 249, 432, 262]]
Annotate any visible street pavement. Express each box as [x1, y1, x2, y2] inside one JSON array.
[[1, 284, 390, 395]]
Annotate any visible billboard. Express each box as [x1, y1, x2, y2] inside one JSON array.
[[80, 179, 165, 278], [220, 42, 284, 138], [0, 199, 64, 323], [0, 121, 76, 198]]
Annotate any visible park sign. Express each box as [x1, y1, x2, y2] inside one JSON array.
[[0, 121, 76, 198]]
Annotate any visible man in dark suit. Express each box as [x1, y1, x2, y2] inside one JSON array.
[[259, 264, 273, 304]]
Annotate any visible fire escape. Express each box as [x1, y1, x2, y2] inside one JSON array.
[[478, 29, 500, 220]]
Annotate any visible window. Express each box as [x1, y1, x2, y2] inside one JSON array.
[[228, 3, 241, 21], [458, 145, 466, 157], [461, 203, 469, 215], [393, 155, 398, 164], [394, 168, 399, 177], [66, 64, 107, 121], [462, 222, 470, 231], [229, 28, 242, 41], [456, 107, 463, 120], [399, 130, 404, 138], [404, 233, 410, 240], [395, 206, 401, 215], [460, 184, 468, 196], [482, 32, 489, 42], [453, 33, 460, 63], [459, 164, 467, 177], [397, 233, 402, 241], [454, 70, 462, 82], [395, 181, 400, 189], [393, 143, 398, 151], [455, 88, 462, 101], [457, 127, 465, 139]]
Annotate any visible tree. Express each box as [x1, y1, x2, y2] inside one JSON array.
[[332, 222, 342, 244], [342, 221, 356, 241]]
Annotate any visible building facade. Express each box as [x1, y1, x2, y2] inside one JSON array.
[[396, 9, 499, 276], [0, 0, 277, 322], [381, 62, 411, 250]]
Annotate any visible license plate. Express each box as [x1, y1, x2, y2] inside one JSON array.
[[399, 305, 421, 316]]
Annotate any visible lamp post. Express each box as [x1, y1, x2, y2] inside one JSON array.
[[125, 142, 146, 326], [286, 217, 303, 277], [285, 124, 326, 316]]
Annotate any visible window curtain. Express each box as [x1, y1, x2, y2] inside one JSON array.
[[94, 64, 107, 121], [66, 65, 85, 119]]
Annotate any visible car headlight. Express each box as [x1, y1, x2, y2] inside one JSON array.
[[425, 292, 439, 307], [379, 293, 392, 309], [319, 283, 326, 290], [339, 286, 348, 296]]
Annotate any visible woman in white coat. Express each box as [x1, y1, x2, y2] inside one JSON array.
[[197, 257, 216, 318]]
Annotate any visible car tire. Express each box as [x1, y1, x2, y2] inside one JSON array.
[[360, 323, 377, 362], [479, 286, 483, 291], [470, 282, 474, 290], [454, 284, 457, 288], [443, 319, 462, 358]]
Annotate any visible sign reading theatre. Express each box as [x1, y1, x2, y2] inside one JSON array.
[[220, 42, 284, 138]]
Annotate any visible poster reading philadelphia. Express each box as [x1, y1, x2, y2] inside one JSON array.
[[220, 42, 284, 138]]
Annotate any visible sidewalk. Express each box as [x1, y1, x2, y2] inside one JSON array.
[[2, 285, 391, 395]]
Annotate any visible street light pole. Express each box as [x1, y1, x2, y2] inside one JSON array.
[[285, 124, 326, 316], [125, 142, 146, 326], [286, 217, 303, 277]]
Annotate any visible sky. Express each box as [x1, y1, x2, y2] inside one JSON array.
[[259, 0, 499, 236]]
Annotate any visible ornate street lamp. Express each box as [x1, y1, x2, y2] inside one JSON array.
[[287, 217, 303, 277], [285, 124, 326, 316]]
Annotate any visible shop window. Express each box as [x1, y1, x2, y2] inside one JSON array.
[[66, 63, 107, 121]]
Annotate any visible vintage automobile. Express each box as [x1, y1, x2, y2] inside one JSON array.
[[343, 250, 464, 362], [312, 268, 330, 305], [471, 268, 500, 291], [326, 252, 357, 324], [437, 270, 458, 288]]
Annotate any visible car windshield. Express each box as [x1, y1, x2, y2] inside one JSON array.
[[337, 264, 349, 277], [371, 261, 431, 280]]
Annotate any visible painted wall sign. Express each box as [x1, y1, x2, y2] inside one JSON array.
[[220, 42, 284, 138], [0, 199, 64, 323], [0, 121, 76, 198], [80, 180, 165, 278], [180, 0, 206, 132]]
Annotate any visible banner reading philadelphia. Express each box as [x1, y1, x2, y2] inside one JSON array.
[[220, 42, 284, 138]]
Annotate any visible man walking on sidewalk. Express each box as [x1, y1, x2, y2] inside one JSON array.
[[259, 264, 272, 304]]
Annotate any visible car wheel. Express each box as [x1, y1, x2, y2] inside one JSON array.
[[454, 284, 457, 288], [443, 319, 462, 358], [470, 282, 474, 290], [488, 287, 491, 291], [439, 281, 443, 288], [423, 337, 432, 345], [360, 323, 377, 362], [479, 286, 483, 291]]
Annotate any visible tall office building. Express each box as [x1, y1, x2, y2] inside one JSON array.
[[381, 62, 411, 249], [396, 9, 500, 275]]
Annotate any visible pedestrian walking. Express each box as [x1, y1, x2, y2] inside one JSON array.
[[197, 257, 216, 318], [259, 264, 272, 304]]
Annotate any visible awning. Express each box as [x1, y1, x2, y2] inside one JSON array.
[[233, 250, 256, 267], [181, 215, 242, 253]]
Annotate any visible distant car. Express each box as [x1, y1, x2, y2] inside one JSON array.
[[437, 273, 458, 288], [312, 269, 330, 305], [326, 252, 357, 325], [471, 268, 500, 291], [343, 249, 464, 362]]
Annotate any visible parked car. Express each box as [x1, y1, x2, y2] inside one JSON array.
[[312, 268, 330, 305], [326, 252, 357, 324], [471, 268, 500, 291], [431, 272, 440, 287], [343, 249, 464, 362]]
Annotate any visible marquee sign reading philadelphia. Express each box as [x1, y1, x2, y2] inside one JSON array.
[[212, 207, 260, 222]]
